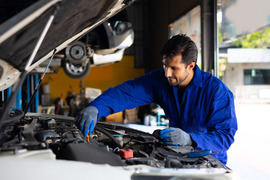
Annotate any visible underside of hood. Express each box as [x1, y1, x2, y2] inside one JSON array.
[[0, 0, 133, 90]]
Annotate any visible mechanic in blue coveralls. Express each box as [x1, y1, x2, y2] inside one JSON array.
[[75, 34, 238, 165]]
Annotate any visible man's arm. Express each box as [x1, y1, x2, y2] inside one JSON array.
[[189, 85, 238, 154], [89, 70, 162, 119], [75, 70, 163, 136]]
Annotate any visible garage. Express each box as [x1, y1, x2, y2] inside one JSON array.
[[0, 0, 270, 179]]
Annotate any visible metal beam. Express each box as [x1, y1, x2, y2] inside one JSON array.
[[201, 0, 218, 76]]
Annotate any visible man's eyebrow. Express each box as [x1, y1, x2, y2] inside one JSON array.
[[163, 63, 178, 69]]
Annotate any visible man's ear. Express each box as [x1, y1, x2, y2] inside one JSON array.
[[188, 62, 195, 70]]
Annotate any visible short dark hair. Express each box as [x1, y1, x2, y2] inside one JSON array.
[[160, 34, 198, 65]]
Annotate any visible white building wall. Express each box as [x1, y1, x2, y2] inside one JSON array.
[[224, 62, 270, 103]]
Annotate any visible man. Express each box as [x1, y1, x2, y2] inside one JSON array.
[[75, 34, 238, 165]]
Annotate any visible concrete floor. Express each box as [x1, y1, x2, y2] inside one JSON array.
[[227, 103, 270, 180]]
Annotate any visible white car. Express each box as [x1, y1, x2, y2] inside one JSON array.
[[37, 10, 134, 79]]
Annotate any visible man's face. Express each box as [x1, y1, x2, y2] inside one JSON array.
[[162, 54, 195, 87]]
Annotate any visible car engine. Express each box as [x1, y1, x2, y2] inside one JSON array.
[[0, 113, 227, 170]]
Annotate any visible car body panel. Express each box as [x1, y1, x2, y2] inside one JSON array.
[[0, 156, 237, 180]]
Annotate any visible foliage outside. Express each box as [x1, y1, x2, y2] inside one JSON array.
[[231, 28, 270, 49], [218, 27, 270, 79]]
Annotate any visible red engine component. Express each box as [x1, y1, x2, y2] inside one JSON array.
[[118, 149, 133, 159]]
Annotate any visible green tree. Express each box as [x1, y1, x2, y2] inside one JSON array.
[[231, 28, 270, 48]]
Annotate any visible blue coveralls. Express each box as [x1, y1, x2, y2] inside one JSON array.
[[89, 65, 238, 164]]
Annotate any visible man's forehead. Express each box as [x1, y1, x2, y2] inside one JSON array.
[[162, 54, 182, 63]]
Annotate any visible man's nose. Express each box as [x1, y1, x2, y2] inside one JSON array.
[[165, 67, 172, 77]]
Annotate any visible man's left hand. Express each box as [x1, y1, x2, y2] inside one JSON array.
[[159, 127, 192, 146], [74, 106, 98, 136]]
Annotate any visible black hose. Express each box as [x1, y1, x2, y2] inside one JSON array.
[[94, 126, 122, 148], [138, 150, 150, 158]]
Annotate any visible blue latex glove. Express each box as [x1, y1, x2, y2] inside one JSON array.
[[160, 127, 192, 146], [75, 106, 98, 136]]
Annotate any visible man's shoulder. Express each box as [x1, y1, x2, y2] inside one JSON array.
[[137, 69, 170, 91], [141, 69, 166, 80], [200, 71, 230, 92], [146, 69, 164, 76]]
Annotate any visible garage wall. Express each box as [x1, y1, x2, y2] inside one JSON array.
[[42, 56, 145, 101]]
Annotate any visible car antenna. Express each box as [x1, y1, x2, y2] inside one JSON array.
[[0, 5, 59, 132], [24, 48, 57, 114]]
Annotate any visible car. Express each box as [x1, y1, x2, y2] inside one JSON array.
[[0, 0, 236, 179], [37, 9, 134, 79]]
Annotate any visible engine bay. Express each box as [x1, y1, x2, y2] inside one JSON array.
[[0, 113, 228, 170]]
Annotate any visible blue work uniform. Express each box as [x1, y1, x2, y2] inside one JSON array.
[[89, 65, 238, 164]]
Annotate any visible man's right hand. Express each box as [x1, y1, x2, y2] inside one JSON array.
[[75, 106, 98, 136], [159, 127, 192, 146]]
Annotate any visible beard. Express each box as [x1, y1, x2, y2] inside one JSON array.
[[167, 70, 189, 87]]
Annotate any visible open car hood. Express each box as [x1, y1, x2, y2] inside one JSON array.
[[0, 0, 134, 90]]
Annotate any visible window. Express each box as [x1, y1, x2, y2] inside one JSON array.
[[244, 69, 270, 85]]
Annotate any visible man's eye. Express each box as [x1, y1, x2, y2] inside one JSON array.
[[171, 67, 176, 70]]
